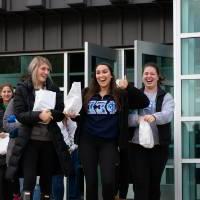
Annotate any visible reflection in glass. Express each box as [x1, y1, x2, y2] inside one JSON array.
[[182, 122, 200, 158], [182, 164, 200, 200], [182, 0, 200, 33], [125, 49, 134, 82], [182, 80, 200, 116], [68, 53, 84, 73], [182, 38, 200, 75], [0, 56, 20, 74]]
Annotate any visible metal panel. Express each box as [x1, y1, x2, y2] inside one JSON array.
[[0, 0, 6, 10], [6, 15, 23, 52], [66, 0, 86, 4], [26, 0, 46, 8], [62, 11, 82, 49], [10, 0, 29, 11], [0, 17, 5, 51], [123, 6, 140, 46], [142, 5, 162, 43], [83, 8, 101, 45], [164, 5, 173, 43], [44, 14, 61, 50], [49, 0, 69, 9], [24, 14, 43, 51], [89, 0, 111, 6], [101, 7, 122, 46]]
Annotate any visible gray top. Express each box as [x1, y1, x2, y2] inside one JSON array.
[[128, 92, 174, 145]]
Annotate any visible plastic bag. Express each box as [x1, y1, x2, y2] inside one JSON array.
[[0, 133, 9, 155], [33, 89, 56, 111], [139, 119, 154, 148], [64, 82, 82, 115]]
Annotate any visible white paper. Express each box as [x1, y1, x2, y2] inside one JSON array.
[[64, 82, 82, 115], [33, 89, 56, 111], [57, 118, 78, 152], [139, 119, 154, 148], [0, 133, 9, 155]]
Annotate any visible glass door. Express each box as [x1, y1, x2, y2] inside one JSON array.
[[133, 40, 174, 200], [84, 41, 123, 87]]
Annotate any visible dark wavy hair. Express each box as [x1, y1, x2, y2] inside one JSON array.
[[143, 62, 165, 85], [83, 62, 121, 111]]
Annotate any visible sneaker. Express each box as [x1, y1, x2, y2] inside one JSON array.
[[13, 194, 21, 200]]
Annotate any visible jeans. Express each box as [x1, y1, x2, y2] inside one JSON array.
[[67, 149, 81, 200], [52, 176, 64, 200]]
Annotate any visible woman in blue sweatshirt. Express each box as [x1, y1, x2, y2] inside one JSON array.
[[72, 63, 149, 200], [128, 63, 174, 200]]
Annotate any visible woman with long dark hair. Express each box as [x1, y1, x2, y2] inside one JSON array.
[[71, 63, 149, 200], [128, 63, 174, 200]]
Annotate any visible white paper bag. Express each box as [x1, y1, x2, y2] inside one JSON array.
[[33, 89, 56, 111], [64, 82, 82, 115], [0, 133, 9, 155], [139, 119, 154, 148], [57, 118, 78, 152]]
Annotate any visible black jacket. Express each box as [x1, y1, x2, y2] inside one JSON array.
[[74, 84, 150, 149], [6, 78, 71, 180]]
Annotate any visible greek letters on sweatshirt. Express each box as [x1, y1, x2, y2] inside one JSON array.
[[83, 94, 119, 139]]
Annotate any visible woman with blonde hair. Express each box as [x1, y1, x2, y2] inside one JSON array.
[[6, 56, 71, 200]]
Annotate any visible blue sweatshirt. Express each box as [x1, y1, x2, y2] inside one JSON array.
[[83, 94, 119, 139]]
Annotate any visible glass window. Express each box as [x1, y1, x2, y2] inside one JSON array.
[[182, 164, 200, 200], [182, 122, 200, 158], [68, 53, 84, 73], [182, 80, 200, 116], [125, 49, 134, 82], [182, 0, 200, 33], [0, 54, 64, 87], [182, 38, 200, 75]]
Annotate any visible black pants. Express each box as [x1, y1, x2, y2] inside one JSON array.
[[128, 143, 168, 200], [79, 134, 119, 200], [115, 149, 129, 199], [22, 140, 56, 198]]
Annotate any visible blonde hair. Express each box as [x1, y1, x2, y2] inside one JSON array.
[[28, 56, 52, 88]]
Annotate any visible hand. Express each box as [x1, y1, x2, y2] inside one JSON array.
[[0, 132, 7, 138], [64, 111, 77, 119], [116, 76, 128, 89], [143, 114, 156, 123], [39, 110, 53, 124]]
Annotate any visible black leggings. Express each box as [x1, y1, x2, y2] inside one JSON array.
[[79, 134, 119, 200], [0, 164, 20, 200], [22, 140, 56, 197], [128, 143, 168, 200]]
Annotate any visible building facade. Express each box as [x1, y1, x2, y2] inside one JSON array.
[[1, 0, 195, 199]]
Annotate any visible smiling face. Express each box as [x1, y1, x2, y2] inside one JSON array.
[[142, 66, 159, 90], [36, 63, 50, 86], [95, 64, 113, 91], [1, 86, 13, 104]]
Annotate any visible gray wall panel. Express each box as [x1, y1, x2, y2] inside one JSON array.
[[83, 8, 101, 45], [10, 0, 28, 11], [24, 14, 43, 51], [101, 7, 122, 47], [0, 17, 5, 51], [89, 0, 111, 6], [6, 15, 23, 51], [123, 6, 140, 46], [142, 5, 162, 43], [44, 14, 61, 50], [49, 0, 68, 9], [62, 11, 82, 49], [164, 5, 173, 44]]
